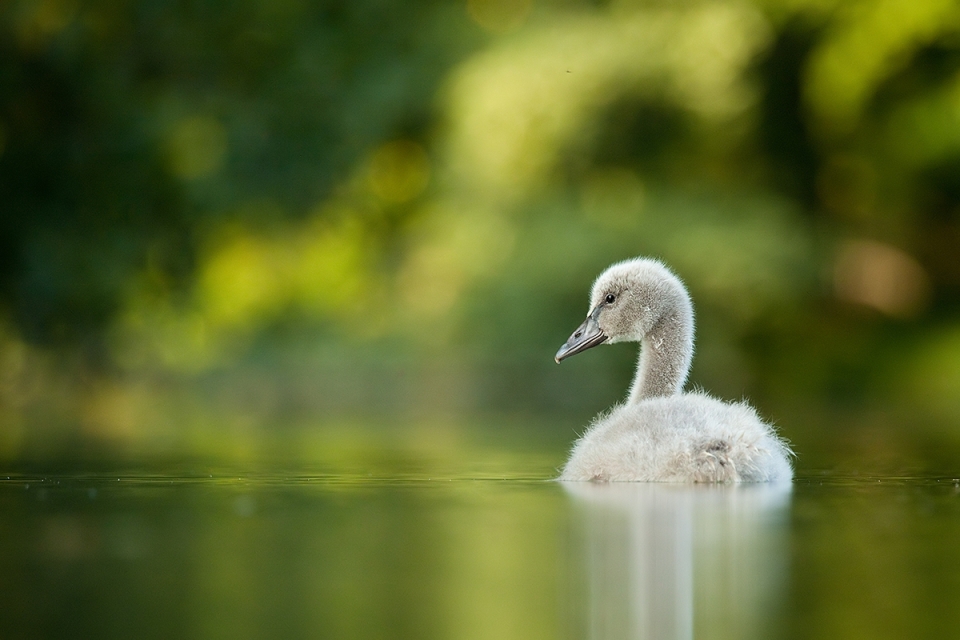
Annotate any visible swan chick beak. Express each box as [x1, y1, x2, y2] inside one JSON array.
[[555, 312, 607, 363]]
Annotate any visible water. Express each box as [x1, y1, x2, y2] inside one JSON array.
[[2, 470, 960, 639]]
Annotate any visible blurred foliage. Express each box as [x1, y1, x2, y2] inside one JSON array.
[[2, 0, 960, 466]]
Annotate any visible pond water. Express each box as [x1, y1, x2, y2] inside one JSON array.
[[2, 467, 960, 639]]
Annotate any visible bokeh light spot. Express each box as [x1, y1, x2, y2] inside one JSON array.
[[467, 0, 533, 33], [834, 239, 930, 318], [368, 140, 430, 203], [165, 116, 228, 180], [14, 0, 77, 50], [198, 232, 284, 331], [294, 216, 372, 319]]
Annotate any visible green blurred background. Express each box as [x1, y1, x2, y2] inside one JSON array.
[[2, 0, 960, 473]]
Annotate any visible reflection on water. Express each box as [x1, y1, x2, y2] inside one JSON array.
[[6, 469, 960, 639], [565, 482, 791, 640]]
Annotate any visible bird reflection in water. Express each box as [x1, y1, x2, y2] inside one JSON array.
[[564, 483, 791, 640]]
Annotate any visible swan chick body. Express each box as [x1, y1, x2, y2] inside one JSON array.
[[555, 258, 793, 483]]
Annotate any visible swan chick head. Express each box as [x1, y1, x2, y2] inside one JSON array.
[[555, 258, 692, 363]]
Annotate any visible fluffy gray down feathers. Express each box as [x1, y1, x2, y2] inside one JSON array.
[[560, 258, 794, 483]]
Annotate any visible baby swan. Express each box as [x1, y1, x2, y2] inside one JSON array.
[[555, 258, 793, 483]]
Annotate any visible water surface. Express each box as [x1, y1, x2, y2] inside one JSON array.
[[2, 470, 959, 639]]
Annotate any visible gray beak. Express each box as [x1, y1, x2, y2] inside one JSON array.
[[555, 306, 607, 363]]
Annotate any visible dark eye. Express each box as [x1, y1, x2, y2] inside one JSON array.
[[605, 293, 616, 304]]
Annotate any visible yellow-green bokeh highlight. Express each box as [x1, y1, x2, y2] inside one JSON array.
[[466, 0, 533, 33], [368, 140, 431, 203], [165, 116, 228, 180]]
